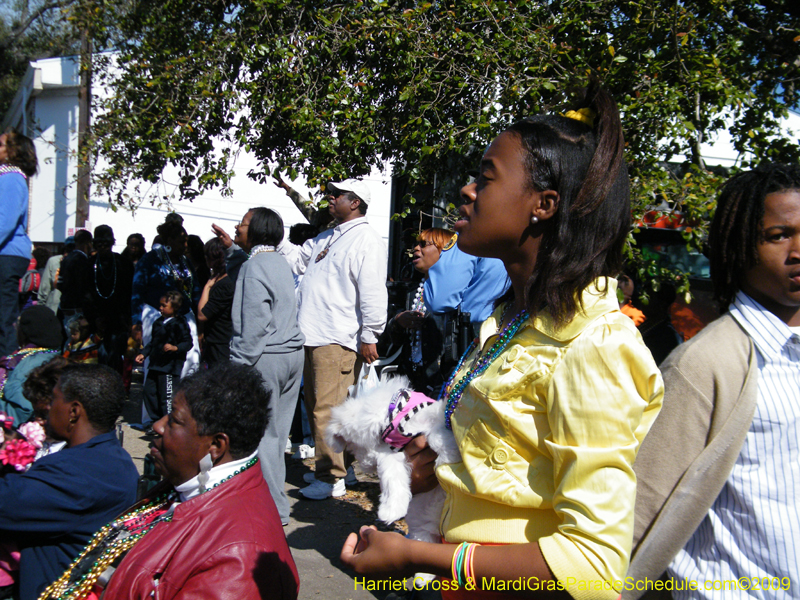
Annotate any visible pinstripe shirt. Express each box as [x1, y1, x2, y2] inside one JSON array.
[[668, 292, 800, 599]]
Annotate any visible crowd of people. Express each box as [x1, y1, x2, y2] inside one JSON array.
[[0, 75, 797, 600]]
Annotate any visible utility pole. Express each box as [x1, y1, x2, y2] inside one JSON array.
[[75, 23, 91, 229]]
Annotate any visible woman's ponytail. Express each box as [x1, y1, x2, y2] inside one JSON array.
[[570, 81, 626, 218]]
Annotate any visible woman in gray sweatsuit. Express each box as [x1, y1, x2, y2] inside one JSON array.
[[230, 207, 305, 526]]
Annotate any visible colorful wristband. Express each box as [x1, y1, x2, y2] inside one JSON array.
[[450, 542, 469, 585]]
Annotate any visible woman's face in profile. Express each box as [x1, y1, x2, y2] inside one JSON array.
[[178, 230, 189, 255], [163, 229, 188, 257], [234, 210, 253, 250], [151, 392, 213, 486], [411, 239, 440, 275], [455, 131, 538, 261]]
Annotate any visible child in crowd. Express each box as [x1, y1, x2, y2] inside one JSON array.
[[63, 317, 99, 364], [341, 82, 664, 600], [136, 291, 192, 419]]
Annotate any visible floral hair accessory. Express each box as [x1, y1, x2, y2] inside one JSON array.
[[0, 439, 37, 472], [563, 107, 596, 127]]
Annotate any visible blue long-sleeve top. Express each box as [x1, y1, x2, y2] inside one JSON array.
[[0, 170, 31, 258], [424, 241, 510, 324], [0, 430, 139, 600]]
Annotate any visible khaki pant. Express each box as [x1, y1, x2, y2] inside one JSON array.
[[303, 345, 361, 482]]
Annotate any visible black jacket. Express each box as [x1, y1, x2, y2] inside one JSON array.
[[141, 315, 192, 375]]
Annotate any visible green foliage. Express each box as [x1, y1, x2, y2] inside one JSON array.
[[0, 0, 83, 116], [626, 163, 727, 300], [88, 0, 799, 236]]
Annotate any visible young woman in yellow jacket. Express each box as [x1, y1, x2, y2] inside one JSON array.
[[341, 83, 664, 600]]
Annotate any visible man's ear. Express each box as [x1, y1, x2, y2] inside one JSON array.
[[209, 432, 231, 463], [531, 189, 560, 222], [69, 401, 83, 425]]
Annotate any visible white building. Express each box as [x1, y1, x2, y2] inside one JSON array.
[[670, 109, 800, 169], [1, 54, 394, 253]]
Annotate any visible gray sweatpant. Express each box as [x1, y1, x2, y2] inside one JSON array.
[[250, 348, 304, 524]]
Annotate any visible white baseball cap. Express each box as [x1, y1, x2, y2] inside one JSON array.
[[327, 179, 371, 205]]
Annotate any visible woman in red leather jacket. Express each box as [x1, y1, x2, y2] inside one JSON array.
[[41, 362, 299, 600]]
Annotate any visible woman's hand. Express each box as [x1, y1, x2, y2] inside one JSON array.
[[404, 435, 439, 495], [135, 354, 144, 364], [211, 224, 233, 249], [394, 310, 425, 330], [340, 526, 412, 576]]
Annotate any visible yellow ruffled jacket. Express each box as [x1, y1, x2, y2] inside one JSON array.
[[437, 278, 664, 600]]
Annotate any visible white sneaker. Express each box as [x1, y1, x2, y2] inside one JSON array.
[[299, 478, 346, 500], [285, 439, 293, 453], [304, 467, 357, 486]]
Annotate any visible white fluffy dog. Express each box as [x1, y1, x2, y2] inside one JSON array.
[[327, 374, 460, 543]]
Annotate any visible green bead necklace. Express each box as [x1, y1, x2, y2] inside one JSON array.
[[440, 304, 529, 430]]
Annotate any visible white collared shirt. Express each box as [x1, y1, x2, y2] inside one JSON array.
[[174, 450, 258, 502], [278, 217, 387, 352], [669, 291, 800, 599]]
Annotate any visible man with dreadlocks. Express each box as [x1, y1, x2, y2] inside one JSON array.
[[624, 163, 800, 599]]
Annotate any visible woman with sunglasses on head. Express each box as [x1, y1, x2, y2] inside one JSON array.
[[390, 228, 453, 395], [341, 82, 664, 600], [420, 225, 510, 397]]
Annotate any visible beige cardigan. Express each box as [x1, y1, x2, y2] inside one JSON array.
[[624, 313, 759, 600]]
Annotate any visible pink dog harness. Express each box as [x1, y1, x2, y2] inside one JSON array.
[[380, 389, 437, 452]]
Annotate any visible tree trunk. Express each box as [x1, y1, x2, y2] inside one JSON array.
[[75, 26, 91, 228]]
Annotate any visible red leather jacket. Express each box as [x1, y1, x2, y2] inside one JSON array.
[[102, 465, 299, 600]]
